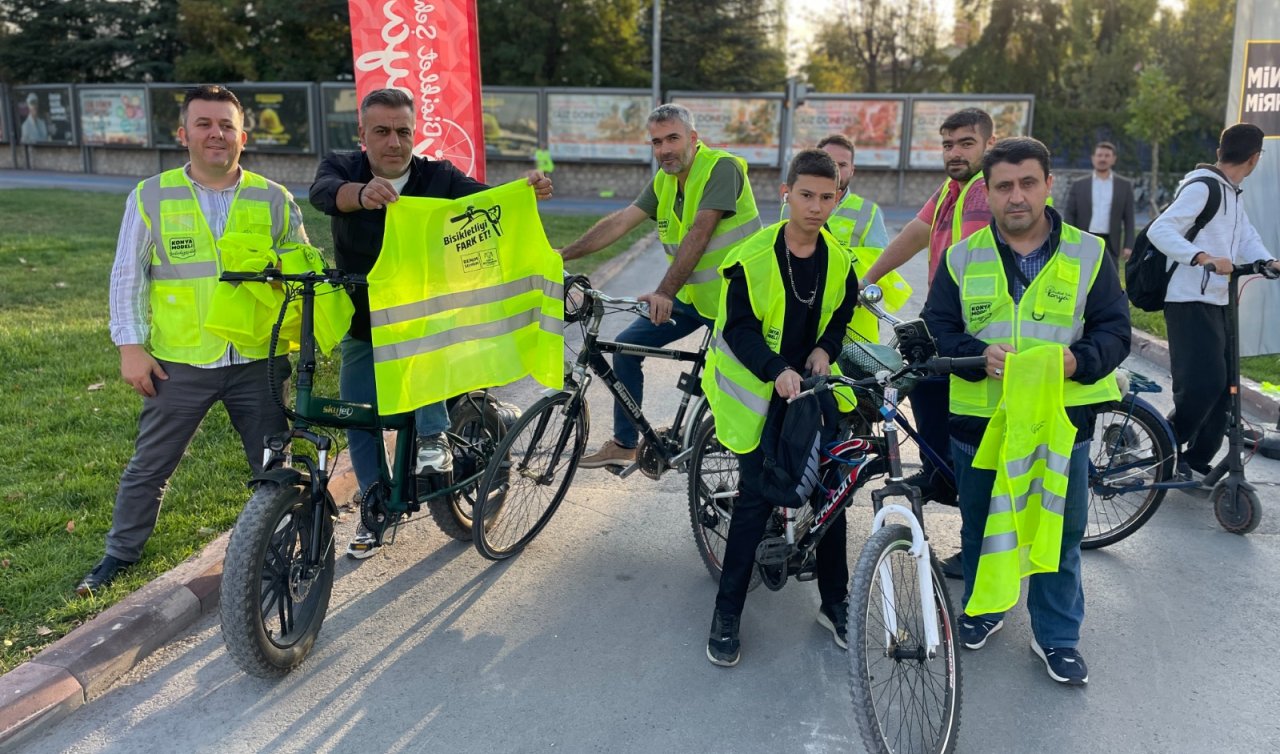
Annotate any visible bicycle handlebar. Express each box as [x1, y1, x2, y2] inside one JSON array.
[[219, 268, 368, 288], [858, 284, 904, 326], [789, 355, 987, 402]]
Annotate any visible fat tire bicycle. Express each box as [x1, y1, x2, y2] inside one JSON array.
[[469, 274, 714, 560], [215, 268, 512, 678]]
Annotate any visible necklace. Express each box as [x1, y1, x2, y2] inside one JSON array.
[[783, 237, 818, 308]]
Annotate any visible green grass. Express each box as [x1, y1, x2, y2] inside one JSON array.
[[0, 188, 648, 673], [1130, 304, 1280, 384]]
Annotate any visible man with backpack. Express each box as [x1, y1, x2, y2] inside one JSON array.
[[1145, 124, 1279, 481]]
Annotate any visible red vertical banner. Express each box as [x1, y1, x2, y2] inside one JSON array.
[[348, 0, 486, 181]]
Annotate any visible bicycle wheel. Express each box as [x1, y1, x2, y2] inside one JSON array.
[[220, 481, 334, 678], [848, 524, 961, 754], [426, 394, 507, 541], [686, 416, 761, 591], [472, 391, 587, 560], [1085, 397, 1175, 549]]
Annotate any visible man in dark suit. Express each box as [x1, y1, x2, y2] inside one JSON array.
[[1063, 141, 1136, 269]]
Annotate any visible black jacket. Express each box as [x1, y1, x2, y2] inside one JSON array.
[[922, 208, 1131, 446], [309, 151, 488, 340]]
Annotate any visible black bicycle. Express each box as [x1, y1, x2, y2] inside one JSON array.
[[468, 274, 713, 559], [216, 268, 513, 677]]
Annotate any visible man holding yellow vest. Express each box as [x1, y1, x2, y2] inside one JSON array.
[[561, 104, 761, 469], [82, 85, 309, 595], [702, 150, 859, 667], [923, 137, 1130, 685]]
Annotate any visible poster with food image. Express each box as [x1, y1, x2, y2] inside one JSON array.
[[674, 96, 782, 165], [14, 87, 76, 145], [321, 85, 361, 152], [547, 92, 650, 161], [908, 99, 1032, 169], [79, 88, 149, 147], [790, 99, 905, 168], [483, 90, 539, 159], [240, 87, 313, 153]]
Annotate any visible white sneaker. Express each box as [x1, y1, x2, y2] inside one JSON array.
[[345, 522, 379, 560], [415, 432, 453, 474]]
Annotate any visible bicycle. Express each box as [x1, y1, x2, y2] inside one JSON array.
[[688, 291, 981, 754], [468, 273, 714, 560], [1088, 259, 1280, 541], [216, 268, 514, 678]]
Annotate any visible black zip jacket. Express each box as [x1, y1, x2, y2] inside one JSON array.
[[921, 207, 1131, 446]]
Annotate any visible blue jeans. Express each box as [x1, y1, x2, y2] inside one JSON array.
[[610, 298, 712, 448], [340, 335, 449, 496], [952, 438, 1089, 648]]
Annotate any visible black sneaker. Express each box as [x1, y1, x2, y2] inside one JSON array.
[[706, 609, 741, 667], [75, 555, 136, 597], [957, 614, 1003, 650], [817, 602, 848, 650], [938, 552, 963, 580], [1031, 640, 1089, 685]]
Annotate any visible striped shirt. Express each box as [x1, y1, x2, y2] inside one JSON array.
[[108, 164, 308, 368]]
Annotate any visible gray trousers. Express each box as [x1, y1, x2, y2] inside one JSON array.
[[106, 357, 289, 562]]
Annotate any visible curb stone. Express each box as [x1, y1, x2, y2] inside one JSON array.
[[1129, 328, 1279, 424], [0, 232, 658, 751]]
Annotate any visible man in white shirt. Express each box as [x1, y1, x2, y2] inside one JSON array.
[[1063, 141, 1135, 269], [1147, 124, 1279, 480]]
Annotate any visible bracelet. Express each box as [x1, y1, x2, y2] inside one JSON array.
[[356, 183, 368, 210]]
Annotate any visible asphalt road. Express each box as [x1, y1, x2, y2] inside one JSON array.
[[18, 227, 1280, 754]]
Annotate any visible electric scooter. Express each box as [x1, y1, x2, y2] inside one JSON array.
[[1197, 260, 1280, 534]]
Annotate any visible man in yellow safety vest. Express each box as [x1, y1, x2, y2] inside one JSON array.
[[560, 104, 761, 470], [923, 137, 1130, 686], [80, 85, 311, 595]]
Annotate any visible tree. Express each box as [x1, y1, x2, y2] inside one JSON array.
[[801, 0, 947, 94], [949, 0, 1069, 99], [0, 0, 136, 83], [643, 0, 788, 92], [478, 0, 647, 87], [1125, 65, 1189, 215]]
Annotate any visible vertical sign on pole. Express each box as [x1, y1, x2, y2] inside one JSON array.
[[347, 0, 487, 181]]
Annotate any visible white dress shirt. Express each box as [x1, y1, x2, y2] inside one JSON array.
[[1089, 172, 1113, 234]]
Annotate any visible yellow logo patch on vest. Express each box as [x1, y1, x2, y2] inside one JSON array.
[[444, 204, 504, 274], [168, 237, 197, 260]]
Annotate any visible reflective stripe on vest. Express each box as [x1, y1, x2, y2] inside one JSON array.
[[702, 222, 850, 453], [780, 191, 878, 249], [136, 168, 290, 363], [965, 345, 1076, 616], [367, 181, 564, 415], [930, 173, 983, 249], [655, 145, 761, 320], [945, 223, 1120, 418]]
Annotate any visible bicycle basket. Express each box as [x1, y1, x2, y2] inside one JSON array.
[[837, 338, 919, 395]]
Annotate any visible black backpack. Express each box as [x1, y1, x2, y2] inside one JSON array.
[[1126, 176, 1222, 312], [760, 382, 840, 508]]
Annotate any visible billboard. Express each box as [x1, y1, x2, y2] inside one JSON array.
[[149, 85, 188, 149], [239, 86, 314, 153], [1238, 40, 1280, 138], [79, 87, 150, 147], [674, 95, 782, 165], [908, 98, 1033, 169], [13, 86, 76, 145], [547, 91, 650, 161], [483, 90, 539, 159], [791, 98, 905, 168], [321, 85, 361, 152]]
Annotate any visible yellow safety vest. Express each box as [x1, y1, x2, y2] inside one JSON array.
[[781, 190, 878, 248], [136, 168, 302, 364], [930, 173, 984, 250], [655, 145, 762, 320], [702, 221, 850, 453], [965, 345, 1075, 616], [367, 180, 564, 415], [945, 223, 1120, 417]]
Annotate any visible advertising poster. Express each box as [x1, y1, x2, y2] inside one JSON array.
[[150, 85, 189, 149], [791, 99, 904, 168], [321, 86, 361, 152], [240, 87, 313, 152], [348, 0, 487, 179], [675, 96, 781, 165], [547, 92, 650, 161], [79, 88, 149, 147], [908, 99, 1031, 169], [483, 90, 539, 159], [1238, 40, 1280, 137], [14, 87, 75, 145]]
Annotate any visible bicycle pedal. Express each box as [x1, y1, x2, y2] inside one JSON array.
[[617, 462, 640, 478], [794, 569, 817, 582], [755, 536, 790, 566]]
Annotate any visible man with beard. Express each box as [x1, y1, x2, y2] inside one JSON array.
[[560, 103, 762, 469], [862, 109, 996, 577], [309, 88, 552, 557]]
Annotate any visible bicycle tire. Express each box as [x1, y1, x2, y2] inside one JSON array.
[[426, 395, 507, 541], [848, 524, 961, 754], [1085, 397, 1174, 549], [686, 416, 762, 591], [472, 391, 587, 560], [220, 482, 334, 678]]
